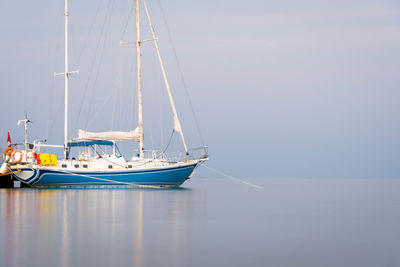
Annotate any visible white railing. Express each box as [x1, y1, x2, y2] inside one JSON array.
[[143, 146, 208, 163]]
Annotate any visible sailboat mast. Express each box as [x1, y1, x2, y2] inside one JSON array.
[[64, 0, 69, 159], [136, 0, 144, 158]]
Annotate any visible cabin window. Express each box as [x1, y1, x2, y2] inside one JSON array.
[[83, 165, 88, 168], [62, 164, 67, 168], [108, 165, 113, 169], [128, 165, 132, 168], [74, 164, 79, 168]]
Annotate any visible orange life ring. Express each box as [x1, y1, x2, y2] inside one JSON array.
[[11, 149, 23, 164], [4, 147, 13, 156]]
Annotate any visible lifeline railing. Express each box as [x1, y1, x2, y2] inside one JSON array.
[[143, 146, 208, 163]]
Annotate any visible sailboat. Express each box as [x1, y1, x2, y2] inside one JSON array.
[[0, 0, 208, 187]]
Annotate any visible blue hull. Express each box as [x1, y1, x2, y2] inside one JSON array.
[[12, 164, 198, 188]]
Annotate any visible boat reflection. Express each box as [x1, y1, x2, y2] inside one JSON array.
[[0, 187, 206, 267]]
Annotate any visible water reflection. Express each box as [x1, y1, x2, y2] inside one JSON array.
[[0, 187, 206, 267], [3, 179, 400, 266]]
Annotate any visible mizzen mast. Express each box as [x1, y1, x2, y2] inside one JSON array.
[[55, 0, 78, 159], [64, 0, 69, 158], [135, 0, 144, 158]]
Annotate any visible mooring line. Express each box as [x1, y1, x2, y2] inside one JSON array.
[[46, 168, 164, 189], [203, 165, 263, 190]]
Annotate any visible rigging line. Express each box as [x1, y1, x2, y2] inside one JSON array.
[[74, 0, 111, 130], [116, 0, 134, 131], [74, 0, 114, 131], [163, 130, 175, 153], [159, 88, 165, 148], [85, 0, 117, 129], [38, 167, 163, 188], [120, 1, 135, 40], [95, 156, 128, 169], [121, 52, 134, 131], [45, 0, 66, 139], [118, 61, 125, 130], [85, 0, 115, 129], [157, 0, 205, 146], [75, 0, 103, 68], [86, 91, 114, 124], [119, 35, 136, 132], [115, 6, 135, 132], [110, 51, 124, 131], [113, 0, 130, 132], [45, 74, 59, 139], [47, 99, 65, 142], [149, 128, 155, 151], [203, 165, 264, 190], [119, 52, 136, 130]]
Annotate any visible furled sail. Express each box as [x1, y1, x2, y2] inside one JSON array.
[[78, 127, 141, 141]]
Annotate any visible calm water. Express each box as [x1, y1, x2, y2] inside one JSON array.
[[1, 178, 399, 267]]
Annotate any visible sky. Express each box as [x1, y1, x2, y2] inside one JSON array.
[[1, 0, 400, 178]]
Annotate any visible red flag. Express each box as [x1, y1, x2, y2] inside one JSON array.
[[7, 131, 11, 146]]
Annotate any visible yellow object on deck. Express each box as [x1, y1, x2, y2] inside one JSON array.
[[39, 154, 51, 166], [38, 154, 57, 166], [50, 154, 57, 166]]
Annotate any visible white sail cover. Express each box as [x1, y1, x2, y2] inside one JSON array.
[[78, 127, 141, 141]]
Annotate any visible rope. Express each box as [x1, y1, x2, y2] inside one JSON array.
[[203, 165, 263, 190], [0, 167, 22, 177], [163, 129, 175, 153], [36, 167, 162, 189]]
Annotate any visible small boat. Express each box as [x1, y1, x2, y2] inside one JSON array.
[[1, 0, 208, 188]]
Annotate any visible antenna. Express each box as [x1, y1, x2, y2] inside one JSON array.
[[18, 112, 33, 153], [24, 111, 33, 124]]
